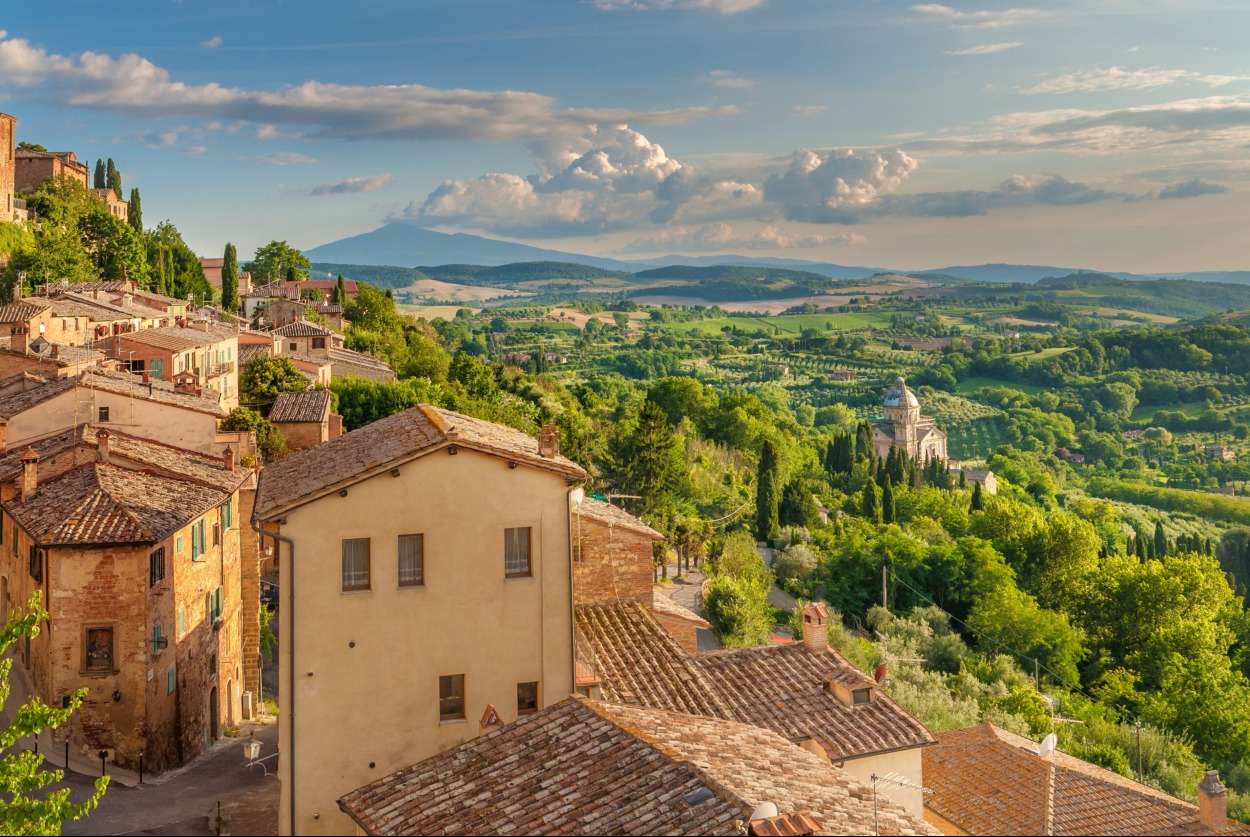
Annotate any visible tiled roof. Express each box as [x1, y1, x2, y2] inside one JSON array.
[[651, 592, 711, 627], [269, 390, 330, 423], [0, 375, 78, 418], [115, 326, 225, 351], [4, 462, 229, 547], [253, 403, 586, 519], [337, 697, 937, 837], [925, 724, 1250, 836], [0, 368, 227, 419], [273, 320, 332, 338], [40, 294, 134, 320], [574, 497, 664, 540], [328, 347, 394, 375], [575, 602, 732, 718], [693, 642, 937, 761], [0, 303, 48, 324], [238, 344, 272, 367], [0, 338, 106, 367], [61, 292, 164, 320], [35, 280, 131, 296]]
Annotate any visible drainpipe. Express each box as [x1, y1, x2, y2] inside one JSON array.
[[566, 482, 584, 697], [252, 519, 295, 835]]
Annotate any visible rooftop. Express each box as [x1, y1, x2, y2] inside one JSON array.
[[0, 368, 226, 419], [115, 325, 233, 352], [0, 302, 49, 324], [269, 389, 331, 424], [253, 403, 585, 520], [337, 697, 937, 837], [574, 496, 664, 540], [924, 724, 1250, 836], [273, 320, 333, 338]]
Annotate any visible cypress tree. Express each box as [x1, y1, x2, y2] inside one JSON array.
[[93, 159, 106, 190], [882, 476, 896, 524], [221, 243, 239, 313], [959, 470, 967, 489], [1153, 521, 1168, 558], [861, 481, 880, 524], [334, 273, 347, 305], [855, 421, 873, 461], [105, 158, 119, 193], [109, 167, 121, 195], [755, 440, 781, 541], [970, 480, 984, 511], [127, 188, 142, 231]]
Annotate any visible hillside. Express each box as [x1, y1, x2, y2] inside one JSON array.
[[420, 261, 635, 286], [311, 262, 429, 290]]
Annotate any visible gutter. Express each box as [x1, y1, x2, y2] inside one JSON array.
[[252, 518, 296, 835]]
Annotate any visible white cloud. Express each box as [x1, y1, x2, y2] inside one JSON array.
[[702, 70, 757, 89], [794, 105, 827, 116], [762, 148, 919, 222], [248, 151, 317, 165], [0, 32, 732, 141], [913, 4, 1043, 29], [595, 0, 765, 12], [312, 173, 396, 196], [1022, 66, 1248, 94], [945, 42, 1023, 56], [202, 35, 222, 49]]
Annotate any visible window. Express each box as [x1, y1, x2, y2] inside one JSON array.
[[439, 674, 465, 721], [504, 527, 531, 578], [167, 667, 176, 695], [398, 534, 424, 588], [191, 519, 205, 560], [341, 538, 370, 591], [852, 688, 872, 707], [176, 535, 183, 554], [149, 547, 165, 587], [209, 586, 224, 624], [84, 626, 114, 672], [212, 522, 221, 548], [289, 342, 297, 352], [177, 607, 185, 638], [222, 501, 233, 529], [517, 681, 539, 716], [98, 406, 109, 423], [28, 546, 41, 583], [312, 337, 326, 350], [152, 623, 164, 655]]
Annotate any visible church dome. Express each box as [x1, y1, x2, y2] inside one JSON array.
[[884, 376, 919, 408]]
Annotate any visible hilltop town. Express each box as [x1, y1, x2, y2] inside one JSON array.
[[2, 107, 1250, 837]]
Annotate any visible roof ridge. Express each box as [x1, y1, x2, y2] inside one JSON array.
[[93, 464, 159, 541], [416, 403, 453, 436]]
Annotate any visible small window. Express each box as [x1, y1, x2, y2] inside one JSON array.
[[852, 688, 872, 707], [167, 668, 176, 695], [28, 546, 41, 583], [342, 538, 370, 591], [504, 527, 531, 578], [312, 337, 326, 350], [209, 586, 224, 624], [439, 674, 465, 721], [12, 527, 18, 554], [289, 342, 297, 352], [398, 534, 424, 588], [191, 519, 204, 561], [222, 501, 233, 529], [152, 623, 164, 655], [98, 406, 110, 423], [212, 522, 221, 548], [85, 626, 114, 672], [177, 607, 185, 637], [176, 535, 183, 554], [517, 681, 539, 716], [149, 547, 166, 587]]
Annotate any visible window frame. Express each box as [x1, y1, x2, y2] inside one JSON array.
[[83, 625, 117, 675], [341, 538, 371, 592], [504, 526, 532, 579], [517, 681, 539, 716], [149, 546, 166, 587], [97, 406, 110, 423], [398, 534, 425, 588], [28, 545, 41, 583], [439, 674, 465, 722]]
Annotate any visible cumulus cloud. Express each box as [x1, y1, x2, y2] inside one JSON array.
[[1156, 178, 1229, 199], [247, 151, 317, 165], [311, 173, 396, 196], [1022, 66, 1248, 94], [702, 70, 757, 89], [595, 0, 765, 12], [945, 42, 1023, 56], [0, 32, 732, 141], [762, 148, 919, 222], [913, 4, 1043, 29], [202, 35, 222, 48], [625, 222, 863, 252]]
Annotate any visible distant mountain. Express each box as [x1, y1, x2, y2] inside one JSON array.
[[305, 222, 648, 272], [634, 254, 882, 280]]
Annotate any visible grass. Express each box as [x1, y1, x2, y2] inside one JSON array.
[[669, 312, 891, 337], [956, 376, 1046, 396], [1130, 401, 1209, 422], [1007, 347, 1076, 361]]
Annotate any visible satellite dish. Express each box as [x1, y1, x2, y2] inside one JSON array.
[[874, 663, 888, 684], [1039, 733, 1058, 759], [748, 802, 779, 822]]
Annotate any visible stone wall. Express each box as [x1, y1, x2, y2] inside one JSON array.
[[572, 514, 654, 606], [238, 484, 262, 701], [652, 612, 700, 654], [0, 114, 14, 222], [275, 420, 326, 452]]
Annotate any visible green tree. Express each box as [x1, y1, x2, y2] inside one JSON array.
[[881, 475, 896, 524], [93, 159, 105, 190], [755, 440, 781, 541], [0, 592, 108, 833], [861, 481, 880, 524], [220, 243, 239, 314], [105, 158, 119, 194], [333, 274, 347, 305], [970, 480, 984, 511], [240, 355, 309, 407], [126, 188, 142, 232], [1153, 520, 1168, 559], [613, 400, 685, 524], [16, 142, 46, 152], [244, 240, 311, 282], [220, 407, 287, 461]]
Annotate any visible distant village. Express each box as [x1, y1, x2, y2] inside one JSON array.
[[0, 111, 1245, 836]]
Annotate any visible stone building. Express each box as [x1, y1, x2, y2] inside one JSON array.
[[109, 324, 240, 410], [268, 390, 341, 452], [94, 187, 128, 222], [872, 376, 948, 462], [0, 429, 249, 772], [14, 148, 90, 193], [0, 113, 14, 222]]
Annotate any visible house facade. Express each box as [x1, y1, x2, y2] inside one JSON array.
[[110, 325, 240, 410], [268, 390, 341, 452], [872, 376, 949, 462], [252, 406, 586, 836]]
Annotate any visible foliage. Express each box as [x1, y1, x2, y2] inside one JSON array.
[[755, 440, 781, 541], [220, 407, 286, 462], [240, 355, 308, 407], [220, 243, 239, 313], [0, 592, 108, 834], [245, 240, 310, 283]]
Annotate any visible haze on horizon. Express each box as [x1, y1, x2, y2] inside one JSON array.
[[1, 0, 1247, 274]]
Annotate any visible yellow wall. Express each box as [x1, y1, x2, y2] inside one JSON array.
[[838, 747, 927, 817], [268, 445, 577, 836]]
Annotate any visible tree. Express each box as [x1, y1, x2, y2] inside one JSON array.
[[105, 159, 118, 195], [126, 188, 142, 232], [861, 481, 880, 524], [755, 440, 781, 541], [971, 481, 984, 511], [1153, 520, 1168, 559], [220, 407, 287, 462], [333, 274, 347, 305], [618, 400, 685, 524], [244, 240, 311, 282], [16, 142, 46, 152], [881, 475, 896, 524], [240, 355, 309, 407], [220, 243, 239, 314], [93, 159, 105, 190], [0, 592, 108, 832]]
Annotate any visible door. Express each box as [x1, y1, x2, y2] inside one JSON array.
[[209, 686, 219, 744]]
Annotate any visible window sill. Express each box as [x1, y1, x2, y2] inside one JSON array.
[[439, 717, 466, 725], [398, 583, 426, 590], [504, 574, 534, 581], [81, 669, 120, 678], [341, 588, 372, 595]]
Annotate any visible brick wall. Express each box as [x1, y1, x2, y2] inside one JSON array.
[[653, 613, 700, 655], [274, 420, 326, 452], [0, 114, 13, 222], [572, 514, 654, 606], [238, 486, 262, 700]]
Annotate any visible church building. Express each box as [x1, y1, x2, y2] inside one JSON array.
[[871, 376, 948, 462]]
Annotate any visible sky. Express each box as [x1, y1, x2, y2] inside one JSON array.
[[2, 0, 1248, 272]]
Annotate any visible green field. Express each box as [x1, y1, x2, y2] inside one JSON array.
[[946, 417, 1011, 460], [1007, 346, 1076, 361], [671, 312, 891, 337], [956, 376, 1046, 396], [1130, 400, 1209, 422]]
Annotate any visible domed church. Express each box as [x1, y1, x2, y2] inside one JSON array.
[[871, 376, 948, 462]]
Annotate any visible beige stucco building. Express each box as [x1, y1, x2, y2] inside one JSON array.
[[872, 376, 948, 463], [252, 407, 586, 836]]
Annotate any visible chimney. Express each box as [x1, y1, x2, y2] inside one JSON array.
[[50, 344, 59, 360], [537, 424, 560, 458], [222, 446, 236, 474], [1198, 771, 1227, 831], [96, 429, 111, 464], [11, 326, 27, 354], [800, 601, 829, 654], [19, 447, 38, 503], [141, 370, 150, 383]]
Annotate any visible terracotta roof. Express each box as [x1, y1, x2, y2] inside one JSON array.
[[0, 375, 78, 418], [0, 302, 48, 324], [693, 642, 937, 761], [253, 403, 586, 520], [651, 592, 712, 628], [328, 347, 394, 376], [269, 390, 330, 424], [0, 368, 226, 418], [0, 338, 106, 367], [115, 326, 226, 351], [337, 697, 937, 837], [925, 724, 1250, 836], [4, 462, 229, 547], [575, 602, 732, 718], [574, 497, 664, 540], [238, 344, 272, 367], [39, 294, 134, 321], [273, 320, 332, 338]]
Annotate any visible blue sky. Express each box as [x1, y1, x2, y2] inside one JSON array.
[[2, 0, 1247, 271]]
